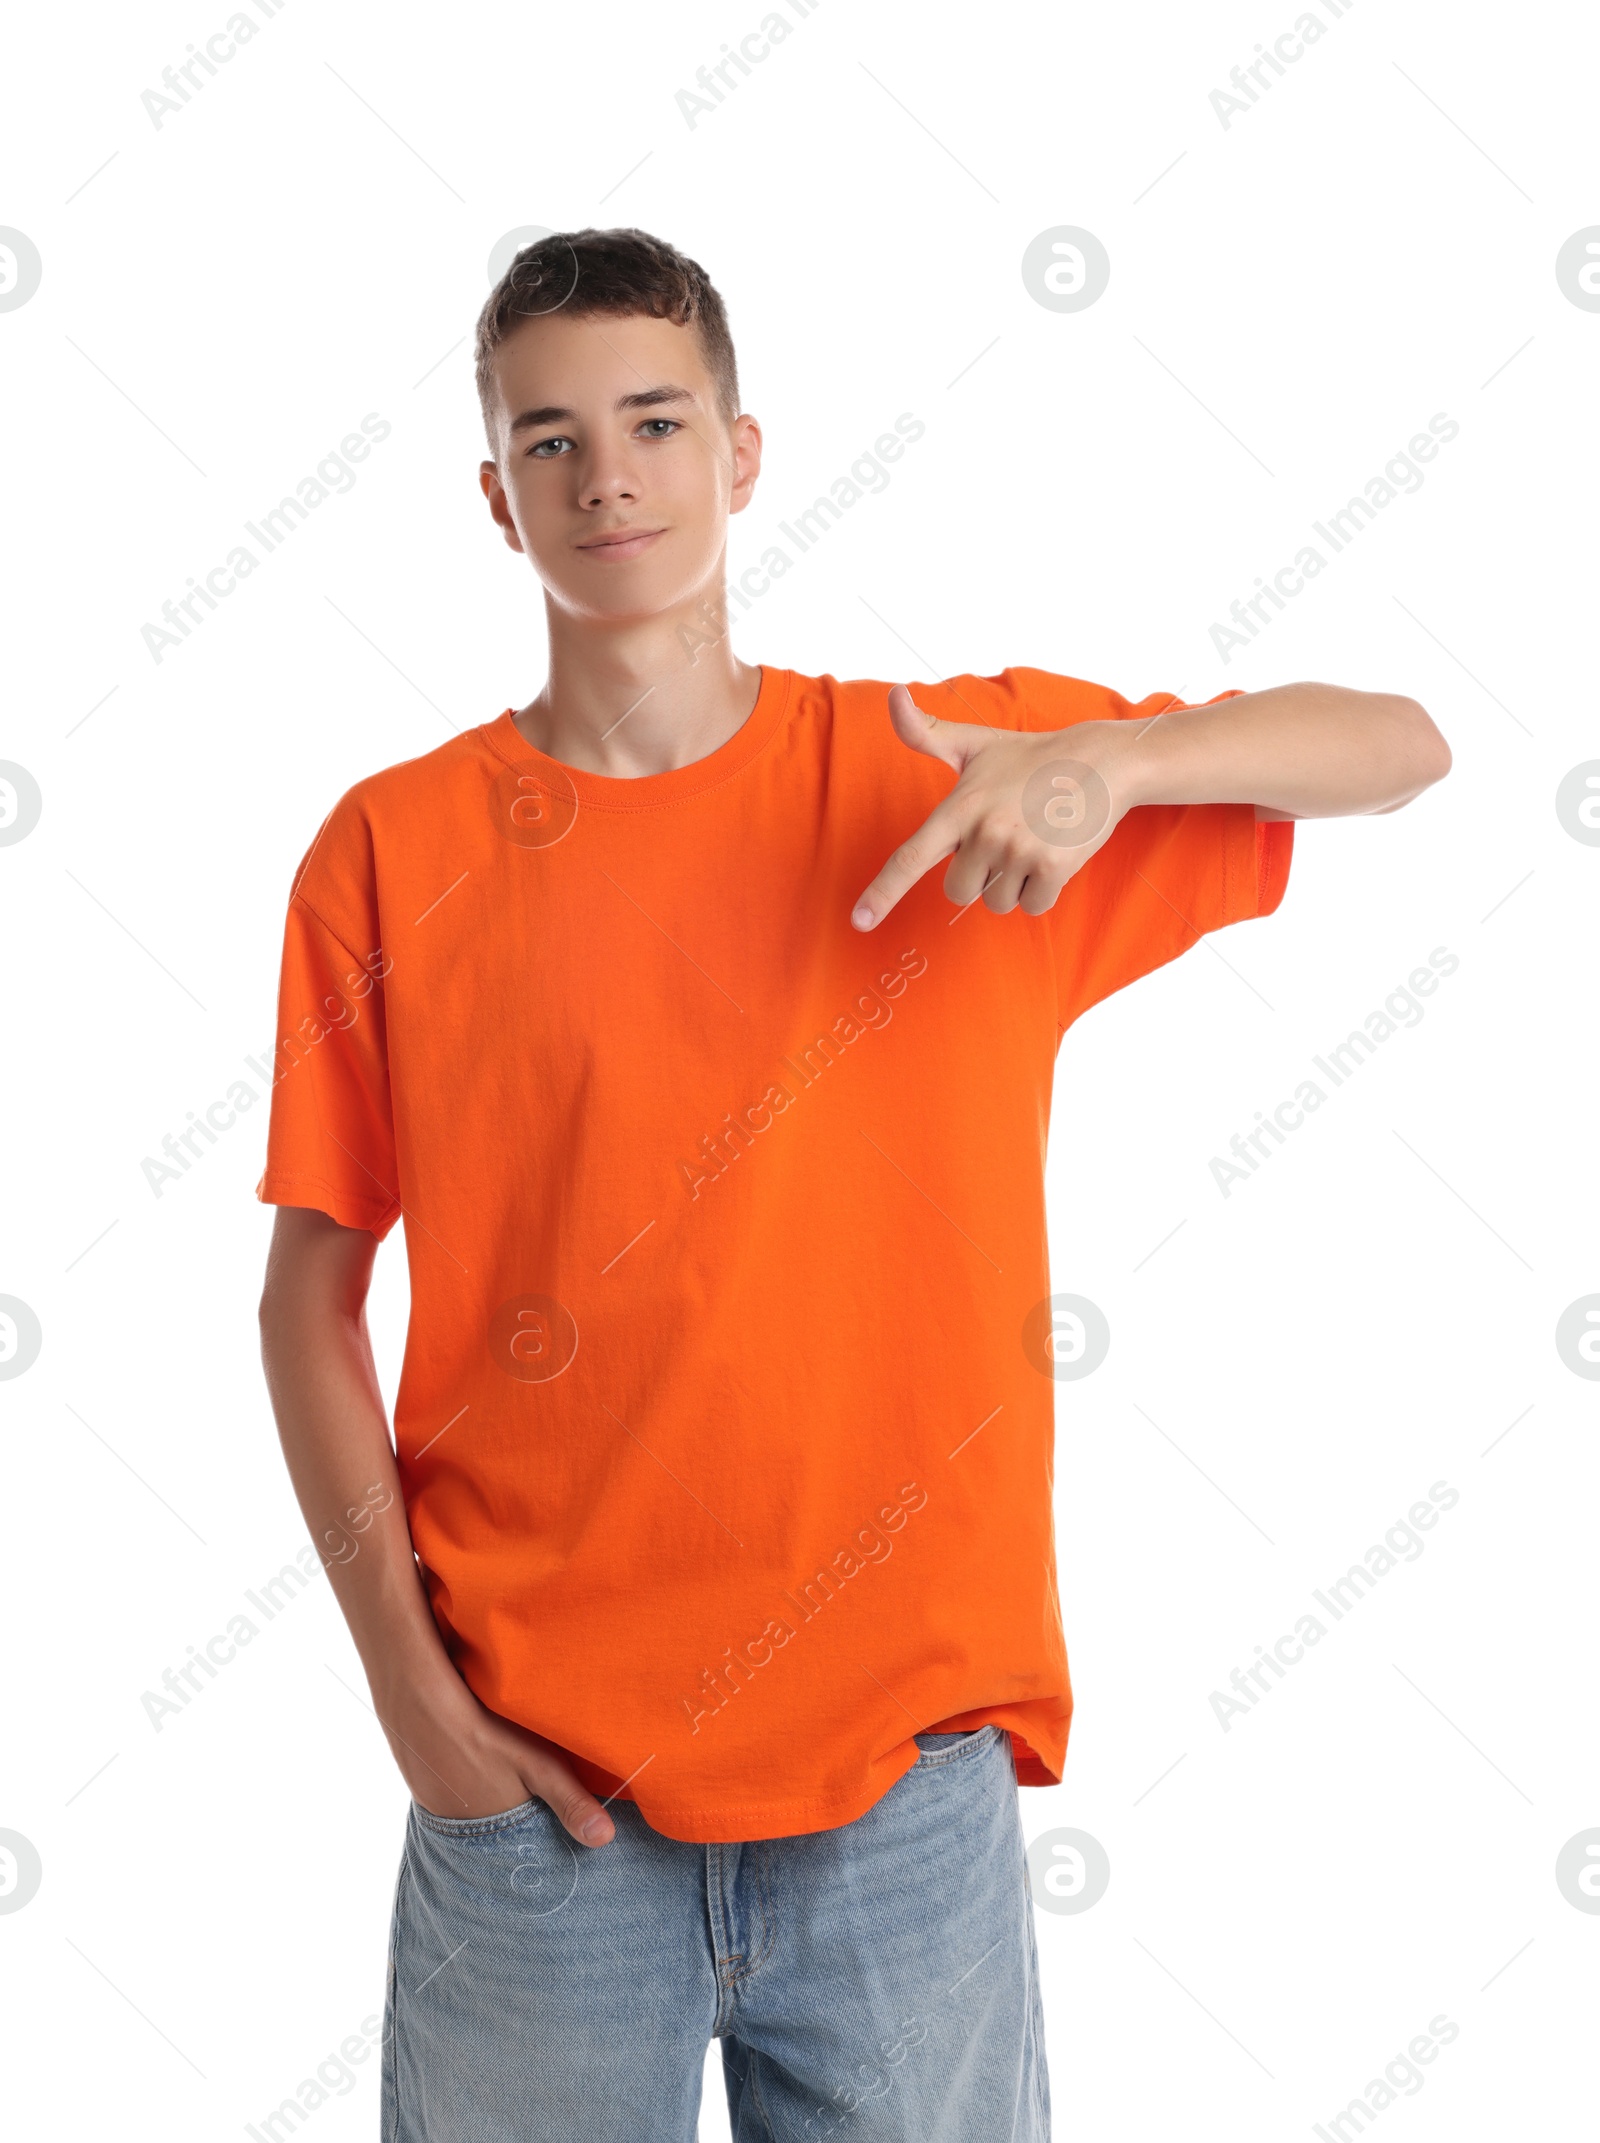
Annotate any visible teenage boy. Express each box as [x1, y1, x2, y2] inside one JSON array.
[[256, 227, 1449, 2142]]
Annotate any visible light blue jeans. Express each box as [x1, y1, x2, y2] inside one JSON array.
[[382, 1723, 1049, 2140]]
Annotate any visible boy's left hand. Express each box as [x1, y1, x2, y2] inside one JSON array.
[[851, 684, 1146, 931]]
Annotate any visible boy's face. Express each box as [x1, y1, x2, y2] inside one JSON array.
[[479, 309, 761, 624]]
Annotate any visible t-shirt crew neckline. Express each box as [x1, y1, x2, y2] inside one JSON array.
[[482, 663, 792, 813]]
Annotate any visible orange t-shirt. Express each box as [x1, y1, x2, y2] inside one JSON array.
[[257, 665, 1291, 1843]]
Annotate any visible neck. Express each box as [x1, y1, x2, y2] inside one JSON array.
[[512, 576, 761, 777]]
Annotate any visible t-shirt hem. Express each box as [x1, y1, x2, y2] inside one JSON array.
[[571, 1716, 1070, 1841], [1252, 813, 1294, 917], [255, 1167, 401, 1240], [1222, 803, 1294, 924], [620, 1758, 926, 1843]]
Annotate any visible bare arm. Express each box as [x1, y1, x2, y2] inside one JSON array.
[[851, 680, 1451, 927], [258, 1205, 615, 1846], [1121, 682, 1450, 820]]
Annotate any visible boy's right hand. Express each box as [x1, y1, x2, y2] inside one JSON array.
[[386, 1683, 617, 1847]]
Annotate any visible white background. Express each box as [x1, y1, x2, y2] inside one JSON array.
[[2, 0, 1596, 2135]]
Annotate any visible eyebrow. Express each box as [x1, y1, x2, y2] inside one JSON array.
[[506, 384, 700, 436]]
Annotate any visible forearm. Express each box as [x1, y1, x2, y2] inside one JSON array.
[[1120, 682, 1451, 819], [257, 1207, 616, 1839], [258, 1228, 464, 1721]]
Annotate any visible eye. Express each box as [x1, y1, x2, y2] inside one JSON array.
[[527, 435, 572, 459], [639, 418, 680, 438]]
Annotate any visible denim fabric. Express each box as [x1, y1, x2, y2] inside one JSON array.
[[382, 1723, 1049, 2140]]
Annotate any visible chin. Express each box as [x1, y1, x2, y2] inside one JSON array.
[[563, 580, 680, 626]]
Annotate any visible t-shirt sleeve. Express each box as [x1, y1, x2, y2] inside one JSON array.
[[932, 666, 1293, 1032], [255, 793, 402, 1238]]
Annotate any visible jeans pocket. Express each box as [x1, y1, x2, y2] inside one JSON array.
[[912, 1724, 999, 1768], [409, 1794, 546, 1840]]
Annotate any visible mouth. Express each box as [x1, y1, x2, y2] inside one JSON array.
[[575, 527, 666, 561]]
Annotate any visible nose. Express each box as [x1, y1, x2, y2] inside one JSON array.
[[579, 444, 639, 511]]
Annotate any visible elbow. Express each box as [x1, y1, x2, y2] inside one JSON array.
[[257, 1281, 286, 1353], [1387, 694, 1451, 803]]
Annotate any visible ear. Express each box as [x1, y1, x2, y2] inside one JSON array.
[[728, 413, 763, 517], [480, 462, 525, 555]]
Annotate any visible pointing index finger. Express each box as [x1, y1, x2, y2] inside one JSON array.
[[851, 802, 962, 931]]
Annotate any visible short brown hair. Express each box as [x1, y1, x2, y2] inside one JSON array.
[[473, 226, 740, 451]]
